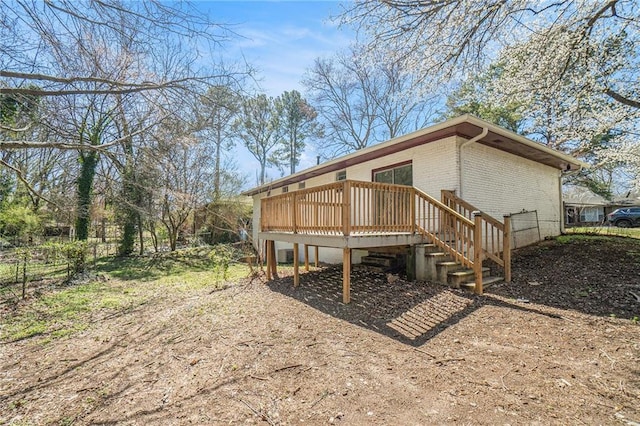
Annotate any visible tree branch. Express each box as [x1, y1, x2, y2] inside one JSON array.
[[605, 89, 640, 109], [0, 123, 160, 151], [0, 159, 58, 208]]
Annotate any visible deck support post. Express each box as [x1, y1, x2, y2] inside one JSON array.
[[266, 240, 272, 280], [269, 240, 277, 279], [304, 244, 309, 272], [293, 243, 299, 287], [473, 212, 483, 294], [342, 248, 351, 304], [503, 215, 512, 282], [314, 246, 319, 268]]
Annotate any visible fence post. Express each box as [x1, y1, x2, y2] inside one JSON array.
[[22, 251, 27, 299], [503, 214, 512, 282], [473, 212, 483, 294]]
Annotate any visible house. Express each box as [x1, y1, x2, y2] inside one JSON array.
[[564, 187, 640, 227], [563, 186, 607, 227], [242, 115, 587, 303]]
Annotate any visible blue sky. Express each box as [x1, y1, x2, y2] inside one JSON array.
[[201, 1, 353, 95], [196, 1, 354, 186]]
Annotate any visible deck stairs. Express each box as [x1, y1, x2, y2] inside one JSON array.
[[360, 249, 405, 272], [416, 243, 503, 291]]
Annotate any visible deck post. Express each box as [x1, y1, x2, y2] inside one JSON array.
[[503, 214, 512, 282], [314, 246, 319, 267], [269, 240, 277, 278], [473, 212, 483, 294], [304, 244, 309, 271], [342, 180, 351, 236], [266, 240, 272, 280], [293, 243, 299, 287], [342, 248, 351, 304]]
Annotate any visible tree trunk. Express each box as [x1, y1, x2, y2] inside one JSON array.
[[260, 162, 266, 186], [75, 150, 98, 241], [214, 125, 221, 201], [138, 213, 144, 255]]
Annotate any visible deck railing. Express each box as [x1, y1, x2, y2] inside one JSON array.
[[441, 190, 511, 281], [261, 180, 497, 292], [413, 188, 476, 269]]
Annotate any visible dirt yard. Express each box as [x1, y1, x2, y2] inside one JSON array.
[[1, 236, 639, 425]]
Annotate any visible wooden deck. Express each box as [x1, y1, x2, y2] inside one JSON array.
[[260, 180, 511, 303]]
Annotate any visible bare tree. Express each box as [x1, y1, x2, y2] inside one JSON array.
[[304, 46, 435, 158], [0, 0, 234, 99], [155, 135, 214, 251], [1, 1, 247, 251], [198, 85, 241, 201]]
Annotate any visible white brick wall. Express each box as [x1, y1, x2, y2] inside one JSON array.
[[460, 139, 562, 239]]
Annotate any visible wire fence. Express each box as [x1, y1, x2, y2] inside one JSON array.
[[0, 241, 98, 300], [0, 231, 252, 305], [510, 210, 541, 249]]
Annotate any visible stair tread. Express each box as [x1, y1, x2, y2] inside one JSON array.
[[460, 276, 504, 289], [425, 252, 448, 257], [449, 267, 489, 277]]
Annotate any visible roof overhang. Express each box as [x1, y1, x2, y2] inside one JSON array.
[[242, 115, 589, 197]]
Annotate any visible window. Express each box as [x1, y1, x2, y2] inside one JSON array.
[[579, 207, 604, 222], [282, 186, 288, 193], [373, 162, 412, 186], [298, 182, 305, 190], [336, 170, 346, 181]]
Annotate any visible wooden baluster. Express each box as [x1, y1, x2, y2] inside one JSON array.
[[293, 194, 297, 234]]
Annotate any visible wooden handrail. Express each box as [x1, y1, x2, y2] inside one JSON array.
[[442, 189, 511, 282], [413, 187, 476, 269]]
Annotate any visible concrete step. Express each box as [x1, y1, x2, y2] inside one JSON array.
[[447, 267, 490, 288], [420, 252, 451, 281], [460, 275, 504, 291], [417, 243, 443, 254], [435, 261, 466, 284]]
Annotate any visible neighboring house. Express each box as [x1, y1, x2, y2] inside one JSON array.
[[563, 187, 608, 227], [243, 115, 587, 302], [564, 188, 640, 227]]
